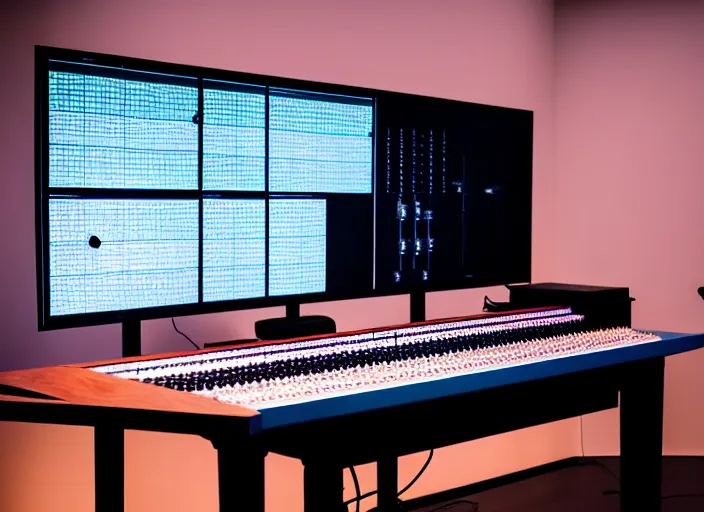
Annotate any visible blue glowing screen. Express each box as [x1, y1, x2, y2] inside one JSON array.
[[203, 199, 266, 302], [45, 65, 373, 318], [203, 84, 266, 191], [48, 71, 199, 189], [268, 198, 327, 296], [49, 199, 199, 316], [269, 92, 373, 193]]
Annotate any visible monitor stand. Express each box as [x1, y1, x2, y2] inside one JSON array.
[[254, 303, 336, 341], [122, 320, 141, 357], [410, 290, 426, 323]]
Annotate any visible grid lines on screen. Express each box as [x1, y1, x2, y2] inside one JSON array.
[[203, 84, 266, 191], [269, 92, 373, 194], [42, 54, 375, 323], [48, 199, 199, 316], [48, 70, 198, 189], [268, 198, 326, 296], [203, 199, 266, 302]]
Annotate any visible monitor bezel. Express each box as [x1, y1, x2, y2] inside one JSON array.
[[35, 44, 533, 331]]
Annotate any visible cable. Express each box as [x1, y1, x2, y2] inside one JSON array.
[[583, 418, 703, 504], [348, 466, 362, 512], [483, 295, 512, 312], [343, 488, 376, 508], [429, 499, 478, 511], [343, 451, 435, 509], [171, 317, 200, 350], [663, 493, 704, 501], [398, 449, 434, 497], [578, 415, 621, 485], [603, 490, 704, 500]]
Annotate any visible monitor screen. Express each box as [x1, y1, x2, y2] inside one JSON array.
[[36, 47, 531, 329]]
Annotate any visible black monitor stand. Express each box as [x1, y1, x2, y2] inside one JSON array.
[[377, 290, 426, 510], [122, 320, 141, 357], [255, 303, 336, 341], [410, 290, 426, 323]]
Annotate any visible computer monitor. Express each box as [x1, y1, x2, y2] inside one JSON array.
[[35, 46, 532, 344]]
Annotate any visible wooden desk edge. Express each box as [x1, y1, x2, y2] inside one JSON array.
[[0, 366, 259, 420]]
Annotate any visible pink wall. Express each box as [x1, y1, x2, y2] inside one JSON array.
[[1, 1, 567, 511], [554, 0, 704, 455]]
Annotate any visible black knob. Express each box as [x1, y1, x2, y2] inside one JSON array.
[[88, 235, 101, 249], [699, 287, 704, 300]]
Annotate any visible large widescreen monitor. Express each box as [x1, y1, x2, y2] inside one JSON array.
[[35, 46, 532, 331]]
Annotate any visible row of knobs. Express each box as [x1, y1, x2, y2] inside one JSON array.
[[143, 319, 586, 392]]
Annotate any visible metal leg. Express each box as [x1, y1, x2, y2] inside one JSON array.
[[377, 457, 399, 511], [95, 425, 124, 512], [214, 441, 266, 512], [620, 357, 665, 512], [303, 461, 344, 512]]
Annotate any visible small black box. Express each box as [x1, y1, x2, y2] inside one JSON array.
[[255, 315, 336, 341], [508, 282, 632, 329]]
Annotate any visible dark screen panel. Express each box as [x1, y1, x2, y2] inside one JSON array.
[[374, 94, 532, 293]]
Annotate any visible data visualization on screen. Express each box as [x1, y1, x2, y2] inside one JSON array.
[[37, 48, 533, 329], [43, 60, 375, 322]]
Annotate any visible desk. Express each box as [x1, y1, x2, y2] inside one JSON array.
[[2, 324, 703, 512]]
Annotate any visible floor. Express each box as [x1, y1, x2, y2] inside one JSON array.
[[411, 457, 704, 512]]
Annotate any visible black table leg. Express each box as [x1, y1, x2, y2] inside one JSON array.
[[303, 461, 345, 512], [378, 457, 398, 511], [620, 357, 665, 512], [95, 425, 124, 512], [212, 440, 266, 512]]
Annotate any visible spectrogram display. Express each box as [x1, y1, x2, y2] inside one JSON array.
[[40, 56, 379, 325], [269, 92, 373, 193], [48, 199, 199, 316], [48, 71, 199, 189], [268, 198, 327, 296], [203, 199, 266, 302], [203, 84, 266, 191]]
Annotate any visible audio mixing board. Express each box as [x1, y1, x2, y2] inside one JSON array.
[[91, 307, 661, 424]]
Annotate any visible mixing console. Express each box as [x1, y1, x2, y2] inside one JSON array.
[[92, 308, 660, 411]]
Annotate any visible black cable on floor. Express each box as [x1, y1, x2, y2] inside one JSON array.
[[429, 499, 478, 511], [663, 493, 704, 501], [344, 451, 435, 510], [171, 317, 200, 350], [578, 415, 621, 485], [604, 490, 704, 500]]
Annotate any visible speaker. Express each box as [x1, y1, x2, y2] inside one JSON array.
[[508, 282, 632, 329]]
